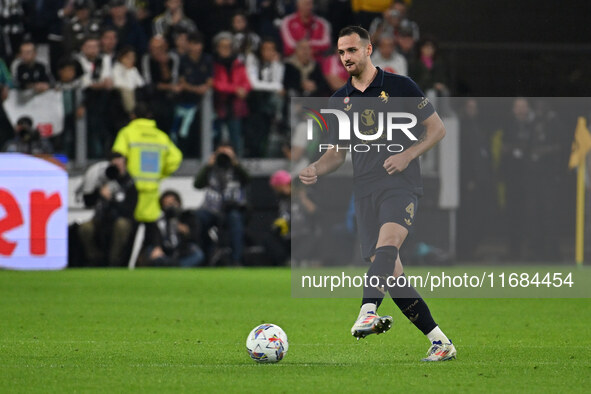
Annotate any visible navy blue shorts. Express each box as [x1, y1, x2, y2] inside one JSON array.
[[354, 189, 418, 261]]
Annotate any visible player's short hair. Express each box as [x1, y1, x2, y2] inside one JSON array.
[[338, 26, 370, 42]]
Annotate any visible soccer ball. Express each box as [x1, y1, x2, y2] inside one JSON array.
[[246, 323, 289, 363]]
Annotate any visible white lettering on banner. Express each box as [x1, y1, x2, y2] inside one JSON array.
[[3, 90, 65, 136], [0, 154, 68, 270], [315, 109, 418, 142]]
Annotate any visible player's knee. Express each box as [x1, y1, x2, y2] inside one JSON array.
[[377, 222, 407, 248]]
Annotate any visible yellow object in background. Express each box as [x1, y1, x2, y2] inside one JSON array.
[[569, 117, 591, 266], [351, 0, 393, 13], [569, 117, 591, 169], [273, 218, 289, 237]]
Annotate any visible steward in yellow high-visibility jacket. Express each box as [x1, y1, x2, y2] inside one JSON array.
[[112, 117, 182, 223]]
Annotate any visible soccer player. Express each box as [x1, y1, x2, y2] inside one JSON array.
[[299, 26, 456, 362]]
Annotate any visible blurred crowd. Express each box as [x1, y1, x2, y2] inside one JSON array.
[[457, 97, 573, 262], [0, 1, 576, 265], [71, 120, 296, 267], [0, 0, 448, 159]]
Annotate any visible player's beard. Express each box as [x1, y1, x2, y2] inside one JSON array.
[[345, 59, 366, 77]]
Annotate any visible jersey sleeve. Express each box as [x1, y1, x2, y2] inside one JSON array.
[[404, 78, 435, 122]]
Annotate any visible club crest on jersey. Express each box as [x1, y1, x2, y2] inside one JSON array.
[[379, 91, 389, 103], [344, 103, 352, 111]]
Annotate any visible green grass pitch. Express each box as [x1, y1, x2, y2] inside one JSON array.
[[1, 268, 590, 393]]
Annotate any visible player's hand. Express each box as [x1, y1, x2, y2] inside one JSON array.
[[299, 165, 318, 185], [383, 153, 411, 175]]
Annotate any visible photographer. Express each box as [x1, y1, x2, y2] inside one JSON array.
[[77, 153, 138, 266], [2, 116, 54, 154], [141, 190, 204, 267], [193, 144, 249, 265]]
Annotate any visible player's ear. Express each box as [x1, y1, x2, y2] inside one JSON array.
[[367, 43, 373, 56]]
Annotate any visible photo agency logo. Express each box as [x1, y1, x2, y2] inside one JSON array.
[[304, 99, 421, 153]]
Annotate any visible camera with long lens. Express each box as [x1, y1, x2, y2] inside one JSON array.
[[17, 116, 40, 143], [215, 152, 232, 169]]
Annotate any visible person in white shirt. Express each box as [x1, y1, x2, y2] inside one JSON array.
[[371, 34, 408, 76], [76, 36, 113, 89], [244, 38, 284, 157], [112, 46, 145, 113], [245, 39, 284, 93], [76, 35, 115, 158], [100, 27, 119, 73]]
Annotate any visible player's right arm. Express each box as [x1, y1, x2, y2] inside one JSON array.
[[299, 146, 347, 185]]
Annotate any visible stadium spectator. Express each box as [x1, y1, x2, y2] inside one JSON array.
[[10, 41, 53, 92], [409, 36, 449, 96], [112, 102, 183, 227], [350, 0, 392, 31], [141, 190, 205, 267], [62, 0, 102, 56], [368, 5, 401, 44], [261, 169, 293, 265], [283, 39, 329, 97], [230, 10, 261, 61], [102, 0, 148, 55], [0, 57, 13, 148], [244, 37, 284, 157], [54, 57, 84, 159], [192, 0, 242, 49], [288, 109, 322, 175], [2, 116, 54, 154], [153, 0, 197, 48], [322, 50, 349, 92], [501, 98, 534, 260], [77, 152, 138, 266], [112, 46, 145, 114], [0, 56, 12, 100], [396, 22, 416, 60], [77, 36, 113, 89], [391, 0, 419, 40], [76, 35, 116, 158], [457, 99, 494, 261], [128, 0, 157, 38], [141, 34, 180, 133], [279, 0, 331, 61], [0, 0, 26, 62], [28, 0, 72, 75], [247, 0, 292, 38], [527, 100, 566, 261], [371, 34, 407, 76], [172, 29, 190, 57], [323, 0, 355, 43], [100, 26, 119, 70], [212, 31, 252, 156], [193, 144, 249, 266], [266, 168, 319, 264], [172, 32, 213, 156]]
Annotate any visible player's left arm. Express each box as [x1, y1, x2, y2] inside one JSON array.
[[383, 112, 446, 175]]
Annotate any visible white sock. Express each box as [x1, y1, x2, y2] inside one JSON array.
[[359, 303, 377, 317], [426, 326, 450, 344]]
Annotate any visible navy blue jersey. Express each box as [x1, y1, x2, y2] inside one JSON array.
[[329, 67, 434, 198]]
